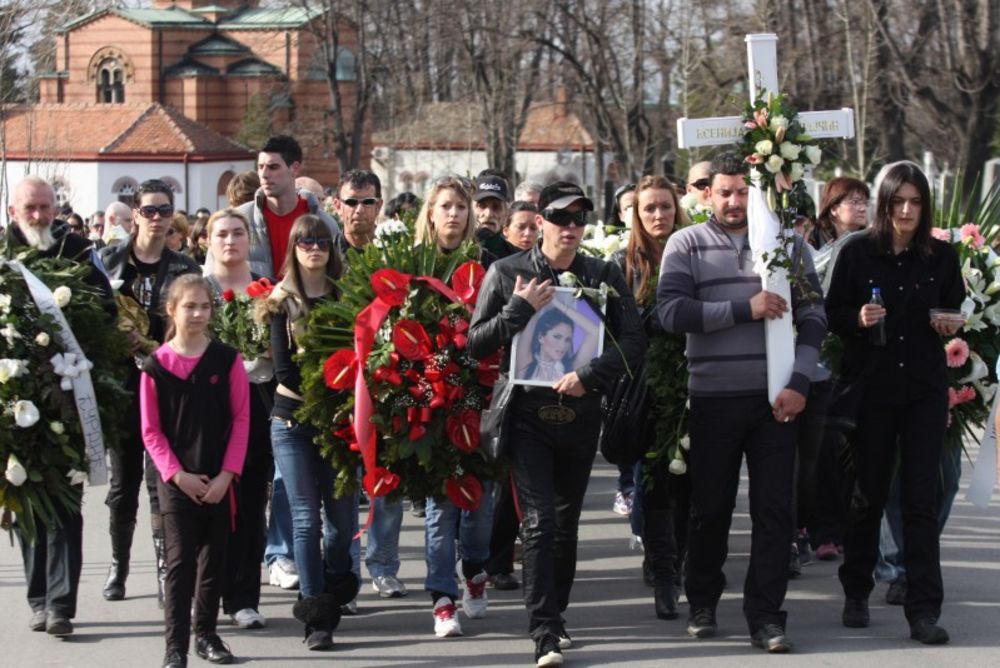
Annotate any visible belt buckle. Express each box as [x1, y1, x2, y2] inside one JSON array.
[[537, 396, 576, 424]]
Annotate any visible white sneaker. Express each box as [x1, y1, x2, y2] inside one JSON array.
[[231, 608, 266, 629], [461, 572, 489, 619], [433, 597, 463, 637], [372, 575, 408, 598], [341, 598, 358, 615], [268, 557, 299, 590]]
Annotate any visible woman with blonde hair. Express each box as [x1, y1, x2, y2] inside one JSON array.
[[414, 176, 478, 252]]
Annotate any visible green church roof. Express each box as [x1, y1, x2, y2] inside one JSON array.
[[188, 34, 250, 56], [217, 7, 325, 29], [60, 7, 212, 33]]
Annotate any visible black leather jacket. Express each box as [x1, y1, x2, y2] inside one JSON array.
[[468, 244, 646, 401], [100, 239, 200, 312]]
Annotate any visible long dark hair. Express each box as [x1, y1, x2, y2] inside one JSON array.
[[525, 308, 575, 377], [280, 214, 342, 312], [625, 175, 688, 304], [812, 177, 869, 247], [871, 163, 934, 256]]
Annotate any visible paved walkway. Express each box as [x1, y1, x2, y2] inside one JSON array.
[[2, 453, 998, 667]]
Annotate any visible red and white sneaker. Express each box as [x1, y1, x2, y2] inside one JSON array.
[[433, 597, 463, 637], [462, 572, 489, 619]]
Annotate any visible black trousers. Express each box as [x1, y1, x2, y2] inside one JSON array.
[[809, 425, 851, 546], [17, 500, 83, 618], [640, 460, 677, 586], [509, 405, 599, 640], [222, 454, 272, 614], [794, 379, 831, 531], [687, 395, 797, 632], [485, 477, 520, 577], [105, 402, 162, 530], [162, 502, 229, 654], [839, 391, 947, 623]]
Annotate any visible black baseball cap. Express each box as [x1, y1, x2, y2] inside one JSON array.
[[537, 181, 595, 212], [473, 175, 509, 202]]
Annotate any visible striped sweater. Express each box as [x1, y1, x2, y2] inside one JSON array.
[[656, 218, 827, 398]]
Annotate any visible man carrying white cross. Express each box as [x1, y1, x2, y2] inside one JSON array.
[[656, 152, 827, 652]]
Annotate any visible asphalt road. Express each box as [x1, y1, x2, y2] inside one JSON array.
[[2, 451, 998, 667]]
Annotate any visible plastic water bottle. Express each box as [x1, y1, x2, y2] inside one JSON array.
[[870, 288, 886, 346]]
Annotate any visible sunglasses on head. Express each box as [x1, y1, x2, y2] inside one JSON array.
[[137, 204, 174, 219], [542, 209, 590, 227], [341, 197, 379, 207], [295, 236, 332, 251]]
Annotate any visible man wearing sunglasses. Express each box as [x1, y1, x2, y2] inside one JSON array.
[[333, 169, 382, 252], [99, 178, 200, 607], [685, 161, 712, 207], [468, 181, 645, 667]]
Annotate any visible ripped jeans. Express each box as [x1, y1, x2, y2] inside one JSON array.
[[508, 403, 600, 640]]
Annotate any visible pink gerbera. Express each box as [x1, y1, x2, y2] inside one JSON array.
[[944, 338, 970, 368], [930, 228, 951, 242], [960, 223, 986, 249]]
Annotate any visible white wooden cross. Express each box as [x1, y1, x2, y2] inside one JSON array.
[[676, 33, 856, 404]]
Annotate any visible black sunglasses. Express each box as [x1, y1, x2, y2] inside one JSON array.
[[691, 178, 711, 190], [137, 204, 174, 219], [542, 209, 589, 227], [341, 197, 379, 207], [295, 237, 332, 251]]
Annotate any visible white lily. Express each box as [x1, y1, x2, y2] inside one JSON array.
[[1, 323, 22, 346], [13, 399, 40, 428], [958, 351, 989, 384], [0, 358, 29, 383], [5, 454, 28, 486], [974, 380, 997, 404]]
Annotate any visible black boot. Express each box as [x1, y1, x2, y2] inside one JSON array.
[[103, 519, 135, 601], [153, 533, 167, 609], [654, 584, 679, 619]]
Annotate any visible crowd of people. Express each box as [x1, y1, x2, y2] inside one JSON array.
[[4, 131, 973, 667]]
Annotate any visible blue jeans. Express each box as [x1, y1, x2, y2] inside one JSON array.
[[366, 495, 404, 578], [264, 465, 294, 566], [271, 419, 356, 598], [424, 482, 495, 598]]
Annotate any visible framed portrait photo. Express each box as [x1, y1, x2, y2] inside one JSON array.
[[509, 287, 605, 387]]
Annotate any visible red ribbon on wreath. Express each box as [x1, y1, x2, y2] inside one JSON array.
[[351, 263, 483, 535]]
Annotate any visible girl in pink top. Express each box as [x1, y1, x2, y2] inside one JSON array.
[[140, 274, 249, 668]]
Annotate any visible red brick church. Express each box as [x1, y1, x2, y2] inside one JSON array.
[[27, 0, 364, 189]]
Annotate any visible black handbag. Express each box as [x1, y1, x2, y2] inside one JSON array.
[[480, 374, 515, 460], [598, 361, 652, 466]]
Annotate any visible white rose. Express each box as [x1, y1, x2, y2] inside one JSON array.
[[5, 454, 28, 487], [755, 140, 774, 156], [14, 400, 41, 428], [0, 359, 28, 383], [765, 155, 785, 173], [789, 162, 805, 183], [679, 435, 691, 451], [779, 142, 802, 161], [668, 458, 687, 475], [558, 271, 578, 288], [35, 332, 50, 347], [0, 294, 10, 314], [66, 469, 89, 486], [769, 115, 789, 132], [804, 145, 822, 166], [50, 420, 65, 435], [53, 286, 72, 308], [679, 193, 699, 210]]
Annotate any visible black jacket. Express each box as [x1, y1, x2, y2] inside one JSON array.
[[468, 244, 646, 399], [825, 231, 964, 402], [99, 237, 200, 324]]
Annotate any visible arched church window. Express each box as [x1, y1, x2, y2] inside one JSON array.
[[98, 58, 125, 103]]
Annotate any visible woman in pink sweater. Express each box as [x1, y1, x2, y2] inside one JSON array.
[[141, 274, 249, 668]]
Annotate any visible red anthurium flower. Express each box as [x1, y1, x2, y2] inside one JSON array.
[[371, 268, 412, 306], [363, 467, 401, 498], [451, 261, 486, 305], [445, 473, 483, 511], [323, 349, 357, 390], [476, 351, 502, 387], [222, 288, 236, 302], [391, 415, 403, 433], [446, 409, 481, 453], [408, 423, 427, 441], [245, 277, 274, 298], [392, 319, 433, 360]]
